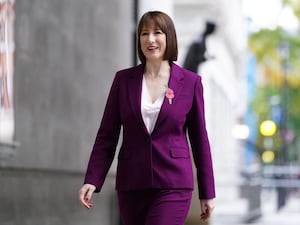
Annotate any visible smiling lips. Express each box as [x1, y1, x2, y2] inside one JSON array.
[[147, 46, 159, 51]]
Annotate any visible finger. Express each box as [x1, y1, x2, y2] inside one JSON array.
[[201, 209, 211, 220], [200, 213, 209, 222], [79, 187, 91, 209], [200, 207, 213, 221], [87, 200, 94, 208]]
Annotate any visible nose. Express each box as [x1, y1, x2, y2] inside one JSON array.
[[147, 33, 155, 43]]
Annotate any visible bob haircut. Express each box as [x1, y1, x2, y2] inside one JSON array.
[[137, 11, 178, 65]]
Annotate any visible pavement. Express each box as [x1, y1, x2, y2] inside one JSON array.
[[210, 190, 300, 225]]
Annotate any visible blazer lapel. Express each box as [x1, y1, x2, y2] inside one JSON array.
[[127, 64, 149, 133], [152, 63, 184, 134]]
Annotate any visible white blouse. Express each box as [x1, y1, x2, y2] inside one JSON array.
[[141, 76, 165, 134]]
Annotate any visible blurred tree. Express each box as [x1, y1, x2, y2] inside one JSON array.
[[248, 0, 300, 163], [283, 0, 300, 22]]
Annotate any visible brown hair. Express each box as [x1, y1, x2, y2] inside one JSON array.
[[137, 11, 178, 64]]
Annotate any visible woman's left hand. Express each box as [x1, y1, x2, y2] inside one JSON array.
[[200, 199, 215, 222]]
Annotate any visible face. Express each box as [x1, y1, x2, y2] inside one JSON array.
[[140, 22, 167, 63]]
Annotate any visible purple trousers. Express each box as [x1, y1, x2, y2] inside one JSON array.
[[117, 189, 193, 225]]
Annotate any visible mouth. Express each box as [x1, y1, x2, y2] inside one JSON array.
[[147, 46, 159, 51]]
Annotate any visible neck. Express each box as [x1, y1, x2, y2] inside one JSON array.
[[145, 60, 170, 78]]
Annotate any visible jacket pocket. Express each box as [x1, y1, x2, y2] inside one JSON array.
[[170, 149, 189, 158]]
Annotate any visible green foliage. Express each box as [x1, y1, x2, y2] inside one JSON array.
[[289, 88, 300, 131], [283, 0, 300, 22], [249, 28, 284, 62], [248, 1, 300, 163]]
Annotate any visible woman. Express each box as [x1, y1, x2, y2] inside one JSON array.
[[79, 11, 215, 225]]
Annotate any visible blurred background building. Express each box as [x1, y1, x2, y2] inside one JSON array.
[[174, 0, 248, 224], [0, 0, 299, 225]]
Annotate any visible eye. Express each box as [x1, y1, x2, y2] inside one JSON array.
[[141, 32, 149, 36], [155, 30, 163, 34]]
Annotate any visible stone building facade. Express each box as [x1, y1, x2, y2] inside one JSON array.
[[0, 1, 133, 224]]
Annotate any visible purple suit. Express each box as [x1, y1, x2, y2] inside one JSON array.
[[84, 63, 215, 199]]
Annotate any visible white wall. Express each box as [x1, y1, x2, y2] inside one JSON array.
[[174, 0, 248, 221]]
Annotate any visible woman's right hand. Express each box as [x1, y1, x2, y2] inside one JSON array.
[[79, 184, 96, 209]]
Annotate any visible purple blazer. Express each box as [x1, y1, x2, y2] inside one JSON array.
[[84, 63, 215, 199]]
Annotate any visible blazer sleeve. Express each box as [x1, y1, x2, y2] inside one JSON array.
[[187, 75, 215, 199], [84, 72, 122, 192]]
